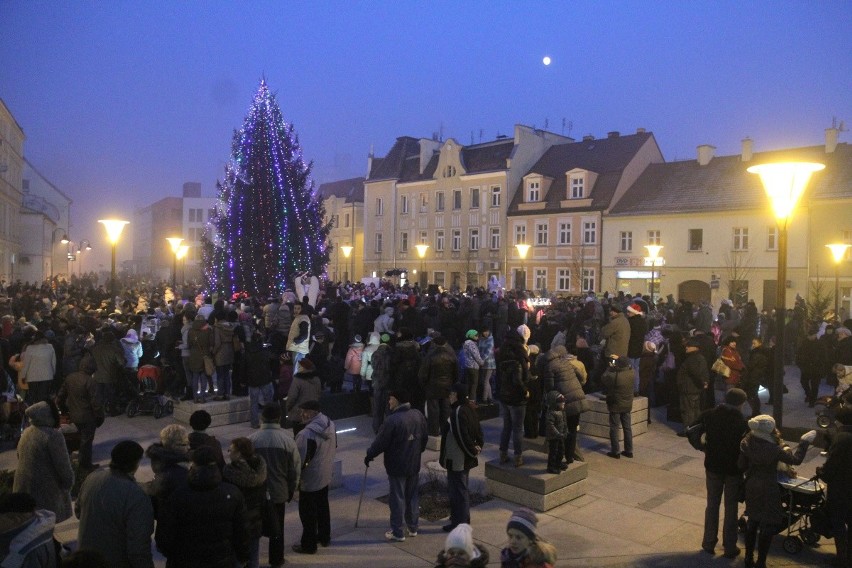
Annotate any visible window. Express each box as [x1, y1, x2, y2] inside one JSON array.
[[733, 227, 749, 251], [536, 222, 548, 246], [470, 187, 480, 209], [443, 165, 456, 178], [453, 190, 462, 210], [558, 222, 572, 245], [557, 269, 571, 291], [570, 176, 584, 199], [767, 226, 778, 251], [420, 193, 428, 213], [648, 230, 661, 246], [375, 197, 384, 216], [452, 230, 461, 251], [331, 214, 339, 228], [208, 209, 215, 220], [436, 192, 445, 212], [583, 221, 596, 245], [469, 228, 480, 251], [490, 185, 501, 207], [514, 224, 527, 245], [843, 230, 852, 260], [400, 232, 408, 252], [689, 229, 703, 251], [619, 231, 632, 253], [489, 227, 500, 250], [582, 268, 596, 292], [434, 271, 445, 287], [527, 180, 540, 202], [401, 195, 410, 214], [188, 209, 195, 222], [344, 213, 350, 228], [436, 230, 445, 252], [375, 233, 383, 253], [419, 231, 428, 244], [535, 269, 547, 291]]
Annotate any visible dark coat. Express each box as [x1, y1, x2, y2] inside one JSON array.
[[627, 314, 648, 358], [796, 337, 828, 380], [496, 338, 529, 406], [187, 431, 225, 472], [222, 455, 268, 540], [741, 346, 770, 393], [145, 443, 190, 519], [538, 345, 586, 416], [818, 425, 852, 508], [90, 339, 125, 385], [737, 434, 810, 525], [677, 350, 709, 395], [439, 400, 483, 471], [156, 463, 250, 568], [419, 343, 458, 399], [698, 404, 748, 476], [56, 369, 103, 425], [601, 361, 634, 413], [242, 341, 274, 388], [434, 544, 490, 567], [366, 403, 428, 477], [601, 313, 630, 358], [390, 339, 422, 394]]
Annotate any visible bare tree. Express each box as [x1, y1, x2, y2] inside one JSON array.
[[722, 252, 755, 303]]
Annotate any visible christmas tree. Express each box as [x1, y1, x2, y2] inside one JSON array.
[[206, 79, 330, 298]]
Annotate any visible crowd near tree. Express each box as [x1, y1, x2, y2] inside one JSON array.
[[0, 271, 850, 567]]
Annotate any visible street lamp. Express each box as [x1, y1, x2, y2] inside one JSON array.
[[98, 219, 129, 302], [644, 245, 663, 307], [176, 244, 189, 285], [826, 243, 850, 322], [49, 228, 69, 283], [749, 161, 825, 428], [515, 243, 530, 291], [75, 240, 92, 277], [340, 245, 353, 282], [415, 244, 429, 288], [166, 237, 184, 291]]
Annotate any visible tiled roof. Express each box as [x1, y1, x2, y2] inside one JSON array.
[[368, 137, 421, 180], [461, 139, 514, 173], [508, 132, 655, 214], [609, 143, 852, 215], [317, 177, 365, 203]]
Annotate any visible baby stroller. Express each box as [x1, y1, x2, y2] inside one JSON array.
[[126, 365, 174, 419], [777, 475, 832, 554], [815, 383, 850, 428]]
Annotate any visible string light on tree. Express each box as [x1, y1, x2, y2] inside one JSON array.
[[205, 79, 331, 297]]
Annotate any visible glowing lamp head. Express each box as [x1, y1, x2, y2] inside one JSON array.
[[826, 243, 851, 264], [415, 244, 429, 259], [340, 245, 353, 258], [166, 237, 184, 253], [98, 219, 129, 244], [515, 243, 531, 259], [176, 245, 189, 260], [747, 162, 825, 221], [644, 244, 663, 260], [60, 234, 70, 244]]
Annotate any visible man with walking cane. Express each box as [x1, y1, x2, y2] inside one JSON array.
[[364, 390, 428, 542]]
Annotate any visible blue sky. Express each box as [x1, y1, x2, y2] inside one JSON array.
[[1, 1, 850, 264]]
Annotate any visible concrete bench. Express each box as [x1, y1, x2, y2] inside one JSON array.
[[579, 394, 648, 441], [173, 396, 251, 427], [485, 454, 587, 512]]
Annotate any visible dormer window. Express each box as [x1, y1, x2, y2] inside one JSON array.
[[570, 175, 585, 199], [527, 180, 541, 202], [443, 165, 457, 178]]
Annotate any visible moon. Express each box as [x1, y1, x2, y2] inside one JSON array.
[[542, 56, 551, 66]]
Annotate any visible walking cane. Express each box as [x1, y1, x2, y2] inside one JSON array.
[[354, 464, 369, 528]]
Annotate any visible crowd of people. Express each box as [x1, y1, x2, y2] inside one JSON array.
[[0, 274, 851, 566]]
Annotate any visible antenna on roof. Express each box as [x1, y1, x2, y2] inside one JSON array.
[[471, 131, 475, 145], [544, 118, 549, 130], [479, 129, 484, 143], [440, 123, 444, 142]]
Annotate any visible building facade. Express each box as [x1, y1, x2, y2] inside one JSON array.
[[21, 159, 73, 282], [318, 177, 364, 283], [0, 99, 24, 285]]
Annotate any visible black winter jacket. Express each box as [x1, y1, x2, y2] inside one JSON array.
[[439, 400, 483, 471], [496, 338, 529, 406], [538, 345, 586, 416], [698, 404, 748, 476], [419, 343, 458, 399]]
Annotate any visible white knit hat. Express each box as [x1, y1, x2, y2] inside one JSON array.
[[445, 523, 478, 559], [516, 324, 531, 343]]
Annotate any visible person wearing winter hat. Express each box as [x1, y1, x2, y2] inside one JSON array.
[[286, 359, 321, 436], [816, 406, 852, 568], [434, 523, 489, 567], [796, 323, 827, 407], [601, 356, 635, 459], [626, 303, 648, 393], [462, 330, 484, 401], [501, 509, 556, 567], [738, 415, 817, 568], [695, 387, 749, 558], [516, 325, 531, 346]]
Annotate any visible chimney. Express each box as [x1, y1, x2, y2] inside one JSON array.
[[607, 131, 620, 138], [366, 145, 374, 178], [741, 138, 753, 162], [636, 127, 646, 134], [582, 134, 595, 142], [826, 127, 839, 153], [697, 144, 716, 166]]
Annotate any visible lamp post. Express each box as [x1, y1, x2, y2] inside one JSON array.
[[515, 243, 530, 291], [76, 240, 92, 277], [340, 245, 353, 283], [415, 244, 429, 288], [749, 161, 825, 428], [166, 237, 184, 291], [826, 243, 850, 322], [98, 219, 129, 302], [176, 244, 189, 285], [644, 244, 663, 307], [49, 228, 69, 283]]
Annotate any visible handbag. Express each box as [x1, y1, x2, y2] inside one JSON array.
[[203, 355, 215, 377], [685, 421, 706, 451], [711, 357, 731, 378]]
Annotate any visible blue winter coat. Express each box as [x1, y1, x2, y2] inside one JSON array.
[[366, 403, 427, 477]]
